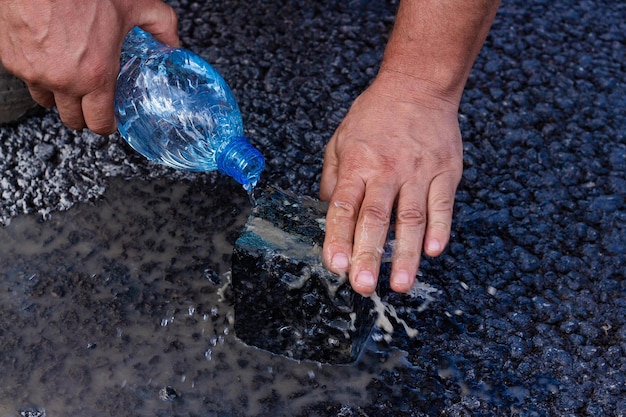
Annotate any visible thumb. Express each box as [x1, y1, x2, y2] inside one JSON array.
[[132, 0, 180, 47]]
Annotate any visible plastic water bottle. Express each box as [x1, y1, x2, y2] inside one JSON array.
[[114, 27, 264, 191]]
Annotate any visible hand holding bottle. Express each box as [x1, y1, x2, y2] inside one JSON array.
[[0, 0, 179, 134]]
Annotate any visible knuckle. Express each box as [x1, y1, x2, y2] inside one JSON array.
[[43, 65, 77, 90], [378, 154, 400, 174], [429, 218, 452, 234], [429, 194, 455, 226], [352, 250, 382, 267], [433, 150, 463, 177], [329, 199, 358, 222], [83, 58, 113, 88], [339, 152, 367, 174], [431, 204, 454, 220], [18, 67, 44, 86], [360, 203, 391, 227], [61, 117, 85, 131], [46, 75, 71, 92], [431, 191, 456, 207], [392, 247, 420, 264], [396, 203, 427, 227], [324, 225, 353, 248], [88, 119, 116, 135]]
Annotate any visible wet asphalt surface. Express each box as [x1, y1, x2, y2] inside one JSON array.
[[1, 0, 625, 416]]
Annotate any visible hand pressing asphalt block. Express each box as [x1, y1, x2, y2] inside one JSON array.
[[231, 187, 374, 364]]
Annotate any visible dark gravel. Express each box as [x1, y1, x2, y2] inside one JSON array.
[[1, 0, 625, 416]]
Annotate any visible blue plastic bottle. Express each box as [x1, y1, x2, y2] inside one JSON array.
[[114, 27, 264, 191]]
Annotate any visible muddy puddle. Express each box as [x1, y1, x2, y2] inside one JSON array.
[[0, 176, 416, 417]]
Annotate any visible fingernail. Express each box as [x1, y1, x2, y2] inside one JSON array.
[[427, 239, 441, 253], [356, 271, 375, 288], [394, 270, 410, 286], [331, 253, 349, 269]]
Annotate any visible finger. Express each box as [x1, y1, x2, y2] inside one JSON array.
[[423, 171, 460, 257], [81, 87, 118, 135], [54, 92, 86, 130], [389, 181, 428, 293], [349, 180, 397, 295], [322, 176, 365, 278], [319, 140, 339, 201], [135, 0, 180, 47], [27, 84, 54, 108]]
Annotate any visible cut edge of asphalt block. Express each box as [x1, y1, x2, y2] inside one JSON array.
[[231, 186, 374, 364]]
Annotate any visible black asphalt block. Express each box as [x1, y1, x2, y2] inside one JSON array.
[[232, 187, 374, 364]]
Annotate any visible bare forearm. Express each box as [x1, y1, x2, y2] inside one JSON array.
[[380, 0, 500, 106]]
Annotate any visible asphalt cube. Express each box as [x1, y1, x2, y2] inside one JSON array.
[[231, 187, 374, 364]]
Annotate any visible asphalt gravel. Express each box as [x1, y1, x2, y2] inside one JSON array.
[[0, 0, 625, 416]]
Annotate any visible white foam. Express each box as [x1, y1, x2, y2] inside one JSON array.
[[366, 278, 441, 338]]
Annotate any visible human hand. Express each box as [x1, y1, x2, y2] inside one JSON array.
[[320, 70, 463, 295], [0, 0, 179, 134]]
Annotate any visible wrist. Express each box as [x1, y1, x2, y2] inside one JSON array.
[[376, 0, 500, 109], [372, 66, 463, 113]]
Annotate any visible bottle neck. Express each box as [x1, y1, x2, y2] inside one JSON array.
[[120, 27, 165, 67], [217, 137, 265, 192]]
